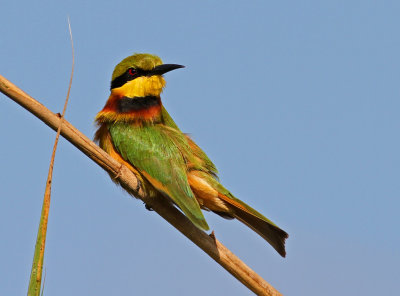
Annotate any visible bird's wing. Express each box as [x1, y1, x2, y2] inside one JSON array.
[[161, 106, 218, 176], [109, 122, 209, 230]]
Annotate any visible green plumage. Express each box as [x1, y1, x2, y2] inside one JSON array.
[[109, 121, 209, 230], [161, 106, 218, 175]]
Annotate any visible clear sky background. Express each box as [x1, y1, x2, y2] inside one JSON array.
[[1, 1, 399, 295]]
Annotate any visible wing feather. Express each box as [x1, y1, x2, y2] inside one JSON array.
[[109, 122, 209, 230]]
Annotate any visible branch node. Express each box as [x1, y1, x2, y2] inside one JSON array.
[[209, 230, 216, 240]]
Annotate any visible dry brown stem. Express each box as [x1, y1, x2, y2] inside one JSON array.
[[0, 74, 283, 296], [27, 19, 75, 296]]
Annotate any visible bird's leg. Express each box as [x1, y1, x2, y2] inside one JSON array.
[[135, 178, 142, 193]]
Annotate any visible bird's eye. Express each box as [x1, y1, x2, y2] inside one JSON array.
[[128, 68, 137, 76]]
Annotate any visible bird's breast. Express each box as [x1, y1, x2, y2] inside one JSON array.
[[96, 94, 162, 124]]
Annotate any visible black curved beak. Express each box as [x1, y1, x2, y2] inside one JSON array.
[[149, 64, 185, 76]]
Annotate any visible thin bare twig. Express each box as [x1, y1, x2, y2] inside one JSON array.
[[0, 74, 283, 296], [27, 18, 74, 296]]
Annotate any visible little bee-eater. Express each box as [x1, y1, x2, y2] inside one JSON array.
[[95, 53, 288, 256]]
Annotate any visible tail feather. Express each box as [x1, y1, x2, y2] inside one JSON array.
[[231, 205, 288, 257], [188, 170, 288, 256], [213, 191, 288, 257]]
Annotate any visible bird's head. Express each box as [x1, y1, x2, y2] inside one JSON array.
[[96, 53, 184, 124], [110, 53, 184, 97]]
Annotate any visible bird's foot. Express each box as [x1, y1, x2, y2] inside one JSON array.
[[113, 164, 124, 180]]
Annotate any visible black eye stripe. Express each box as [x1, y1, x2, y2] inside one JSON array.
[[110, 68, 146, 90]]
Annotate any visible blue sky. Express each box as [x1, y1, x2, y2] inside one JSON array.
[[1, 1, 399, 295]]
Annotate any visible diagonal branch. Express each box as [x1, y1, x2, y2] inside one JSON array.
[[0, 74, 283, 296]]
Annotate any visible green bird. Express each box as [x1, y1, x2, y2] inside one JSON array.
[[95, 53, 288, 256]]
